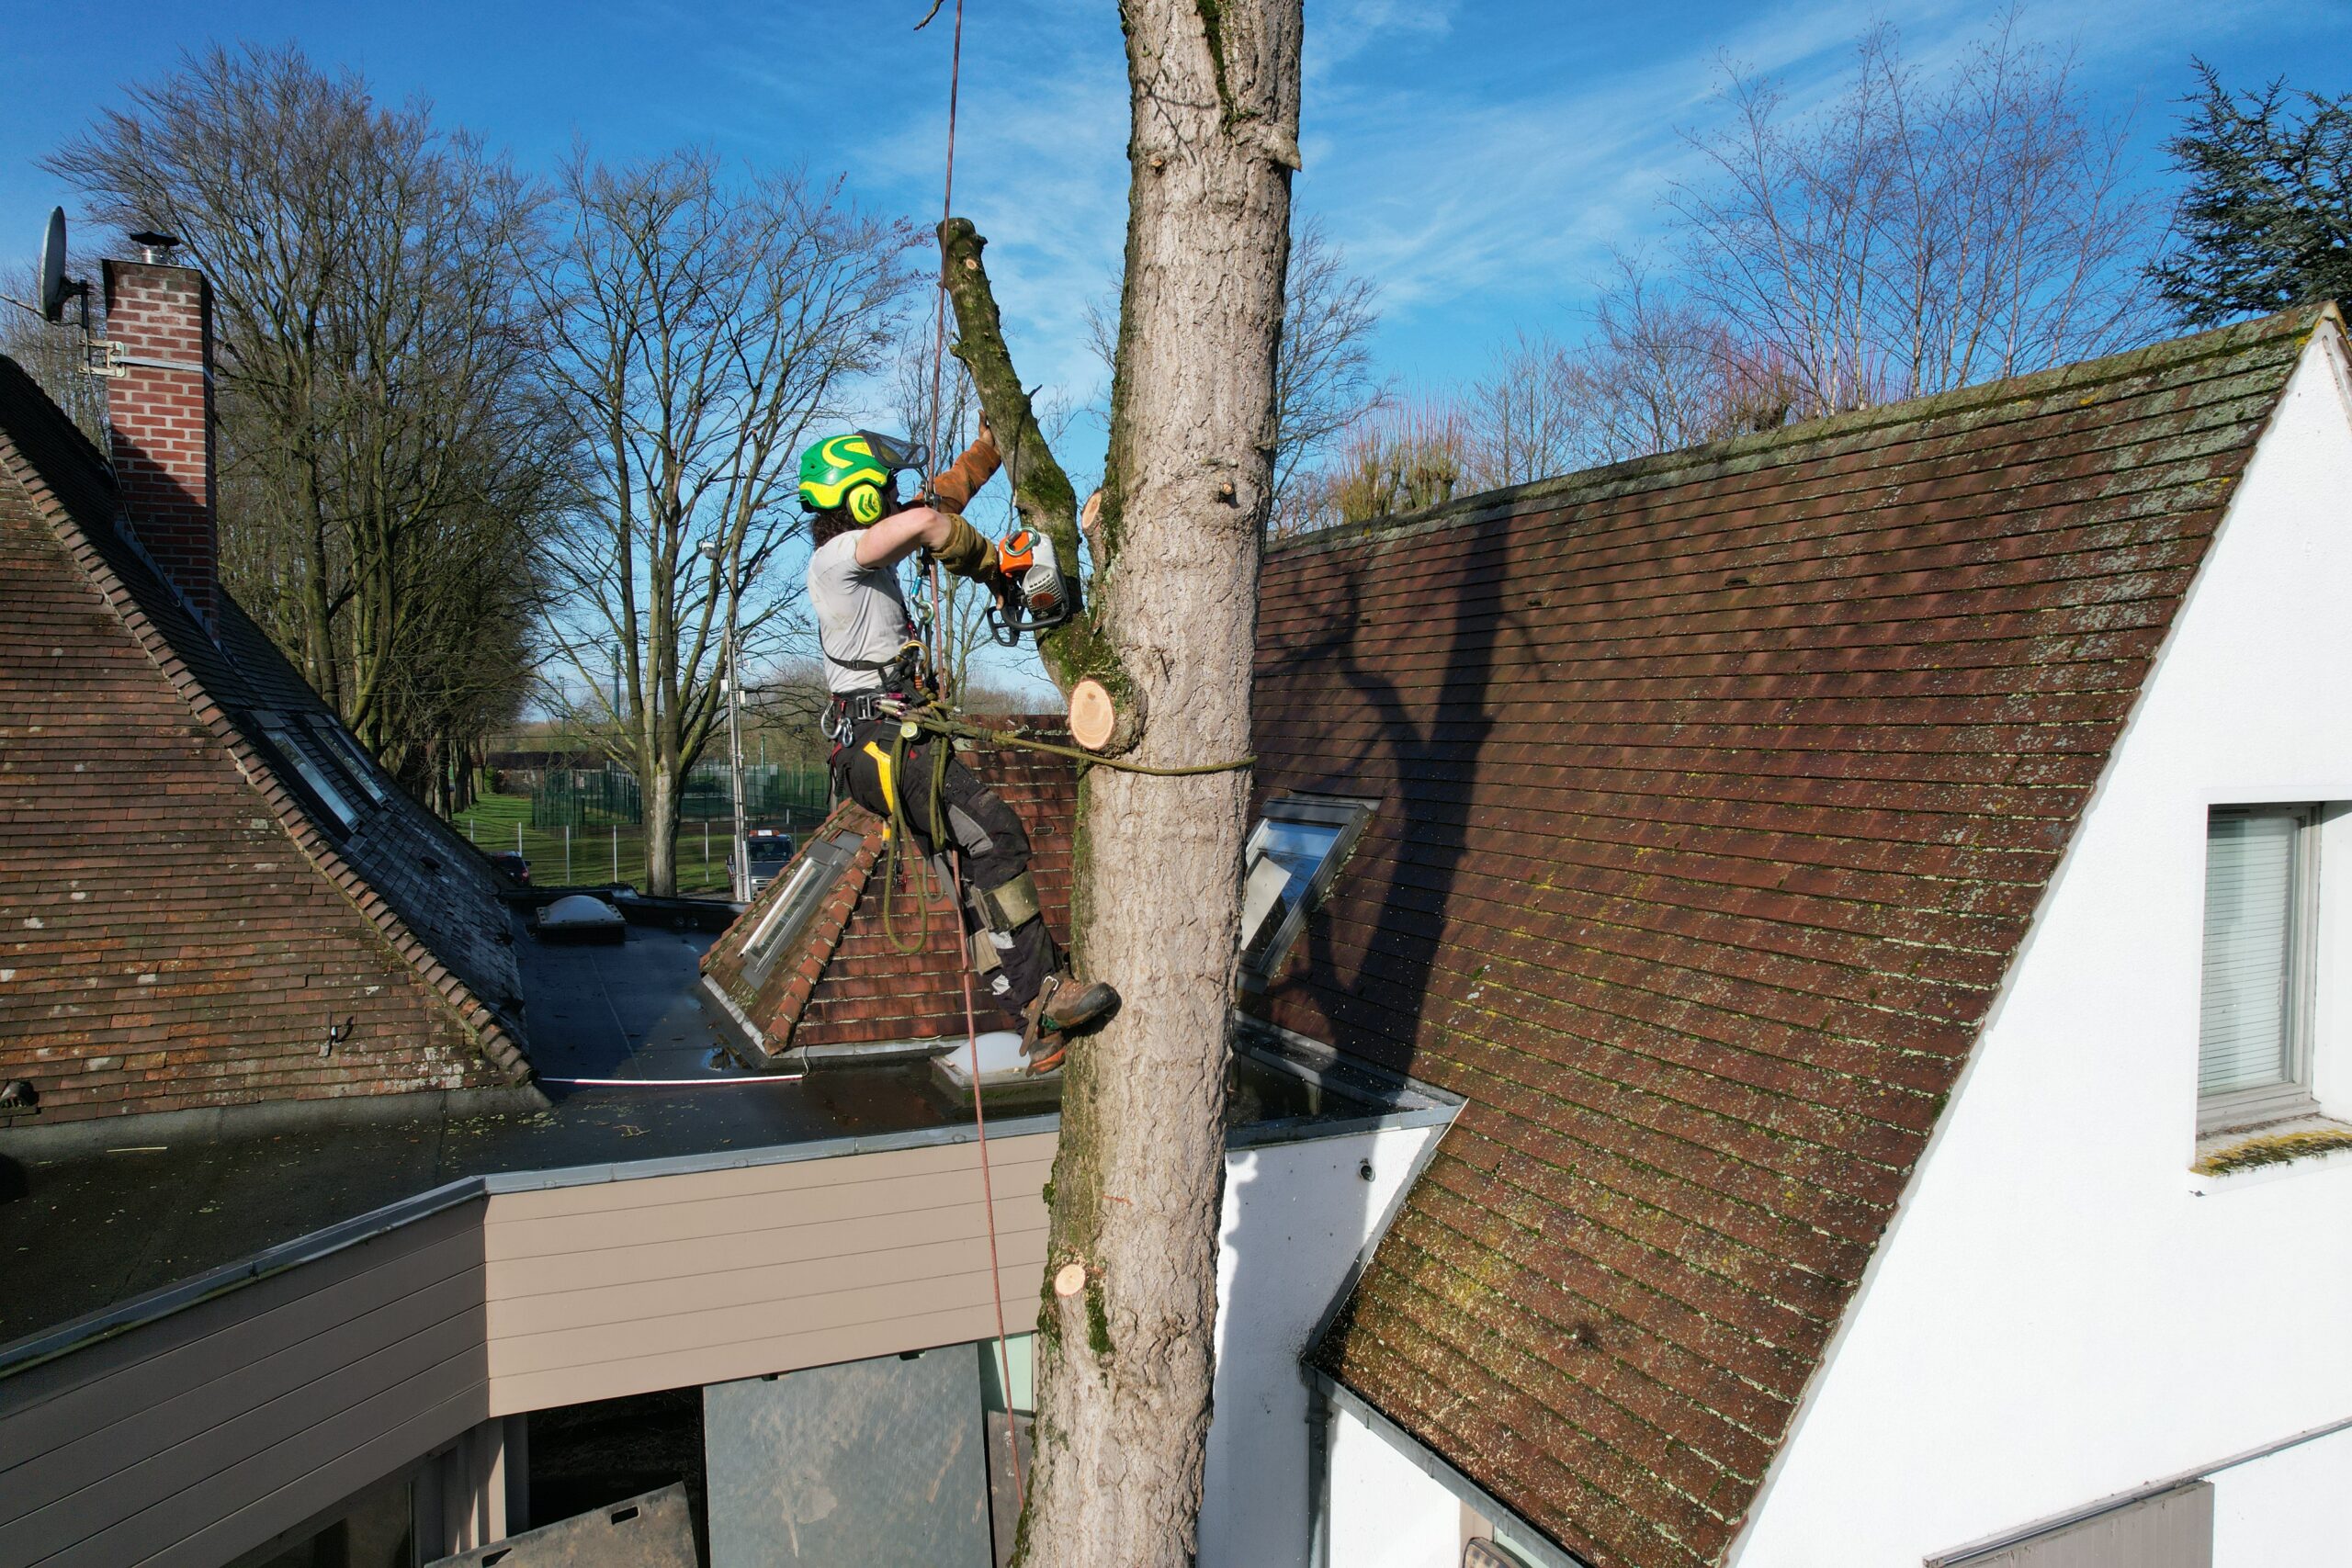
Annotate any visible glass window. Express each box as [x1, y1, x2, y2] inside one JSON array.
[[304, 715, 390, 805], [2199, 806, 2315, 1127], [743, 830, 860, 985], [1238, 795, 1373, 989], [254, 715, 360, 833]]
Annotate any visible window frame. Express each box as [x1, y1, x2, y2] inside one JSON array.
[[1238, 793, 1375, 992], [249, 710, 362, 835], [2197, 803, 2323, 1134], [302, 714, 391, 806], [741, 829, 861, 987]]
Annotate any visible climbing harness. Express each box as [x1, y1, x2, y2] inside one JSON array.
[[864, 694, 1256, 956]]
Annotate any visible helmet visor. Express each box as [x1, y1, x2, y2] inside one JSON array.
[[856, 431, 930, 475]]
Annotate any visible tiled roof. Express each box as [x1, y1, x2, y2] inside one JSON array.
[[702, 719, 1077, 1060], [1252, 310, 2326, 1568], [0, 355, 532, 1122]]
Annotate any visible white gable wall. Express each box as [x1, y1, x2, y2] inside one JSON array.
[[1734, 322, 2352, 1568], [1201, 1119, 1445, 1568]]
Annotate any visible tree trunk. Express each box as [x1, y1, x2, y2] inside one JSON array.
[[644, 761, 679, 896], [1015, 4, 1301, 1563]]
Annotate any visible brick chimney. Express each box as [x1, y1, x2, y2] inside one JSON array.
[[101, 259, 217, 627]]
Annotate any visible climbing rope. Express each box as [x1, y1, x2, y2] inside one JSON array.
[[912, 0, 1025, 1513], [870, 703, 1253, 958], [927, 707, 1257, 777]]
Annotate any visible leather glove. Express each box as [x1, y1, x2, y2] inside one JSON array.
[[934, 512, 992, 579]]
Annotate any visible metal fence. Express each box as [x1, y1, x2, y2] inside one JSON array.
[[528, 761, 831, 829]]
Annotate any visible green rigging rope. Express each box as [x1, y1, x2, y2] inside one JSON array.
[[921, 707, 1256, 777], [867, 702, 1253, 957]]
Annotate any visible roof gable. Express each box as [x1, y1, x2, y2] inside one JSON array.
[[1251, 309, 2325, 1568], [0, 355, 530, 1118], [702, 719, 1077, 1063]]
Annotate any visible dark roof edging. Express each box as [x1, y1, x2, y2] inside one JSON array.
[[0, 429, 537, 1089], [0, 1085, 547, 1159], [1926, 1416, 2352, 1566]]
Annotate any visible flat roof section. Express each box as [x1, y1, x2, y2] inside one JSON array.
[[0, 907, 950, 1345], [0, 901, 1454, 1352]]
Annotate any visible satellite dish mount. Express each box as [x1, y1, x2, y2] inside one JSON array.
[[38, 208, 91, 330]]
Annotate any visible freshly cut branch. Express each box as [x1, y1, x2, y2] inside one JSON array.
[[937, 218, 1144, 751]]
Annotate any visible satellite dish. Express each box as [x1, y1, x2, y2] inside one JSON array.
[[38, 208, 66, 323], [35, 207, 89, 328]]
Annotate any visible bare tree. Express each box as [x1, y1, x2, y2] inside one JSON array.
[[1465, 331, 1584, 487], [1266, 217, 1386, 523], [0, 263, 107, 443], [1091, 212, 1381, 532], [1495, 259, 1804, 477], [933, 3, 1300, 1559], [44, 44, 560, 795], [538, 147, 912, 895], [1672, 15, 2157, 417], [1289, 399, 1472, 532]]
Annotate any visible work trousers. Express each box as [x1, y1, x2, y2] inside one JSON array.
[[835, 718, 1059, 1025]]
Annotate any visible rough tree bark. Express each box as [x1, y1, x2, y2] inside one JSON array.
[[941, 3, 1301, 1562]]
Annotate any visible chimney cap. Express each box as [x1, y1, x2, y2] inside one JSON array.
[[126, 231, 182, 264]]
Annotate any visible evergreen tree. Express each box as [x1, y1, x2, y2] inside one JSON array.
[[2151, 63, 2352, 326]]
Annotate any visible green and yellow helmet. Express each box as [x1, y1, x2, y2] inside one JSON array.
[[797, 431, 927, 525]]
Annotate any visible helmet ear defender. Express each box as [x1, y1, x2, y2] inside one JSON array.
[[848, 483, 885, 525]]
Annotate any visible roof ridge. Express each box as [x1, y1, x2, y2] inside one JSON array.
[[0, 417, 535, 1089], [1270, 304, 2334, 562]]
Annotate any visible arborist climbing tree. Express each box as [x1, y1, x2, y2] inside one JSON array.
[[799, 427, 1116, 1070], [904, 0, 1305, 1562]]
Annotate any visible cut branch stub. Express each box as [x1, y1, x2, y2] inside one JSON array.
[[1068, 677, 1118, 751]]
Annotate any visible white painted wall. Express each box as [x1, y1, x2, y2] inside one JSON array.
[[2211, 1421, 2352, 1564], [1734, 326, 2352, 1567], [1324, 1402, 1466, 1568], [1198, 1120, 1443, 1568]]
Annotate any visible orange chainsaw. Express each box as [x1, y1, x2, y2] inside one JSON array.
[[988, 528, 1077, 645]]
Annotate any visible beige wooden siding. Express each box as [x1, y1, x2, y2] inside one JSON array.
[[0, 1197, 488, 1568], [482, 1134, 1053, 1414]]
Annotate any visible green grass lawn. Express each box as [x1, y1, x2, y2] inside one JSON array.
[[447, 792, 739, 896]]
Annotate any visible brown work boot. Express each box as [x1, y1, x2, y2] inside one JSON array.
[[1019, 974, 1120, 1075], [1044, 976, 1118, 1035]]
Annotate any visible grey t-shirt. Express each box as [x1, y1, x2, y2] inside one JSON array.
[[808, 533, 914, 694]]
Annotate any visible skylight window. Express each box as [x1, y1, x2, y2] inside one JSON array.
[[1238, 795, 1373, 989], [253, 714, 360, 834], [743, 830, 861, 985], [304, 715, 390, 805]]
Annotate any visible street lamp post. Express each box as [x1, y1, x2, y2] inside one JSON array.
[[701, 540, 751, 903]]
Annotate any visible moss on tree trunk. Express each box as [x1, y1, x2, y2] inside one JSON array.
[[938, 2, 1301, 1562]]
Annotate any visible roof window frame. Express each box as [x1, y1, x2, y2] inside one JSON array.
[[301, 714, 391, 807], [249, 709, 363, 836], [1238, 793, 1375, 992], [742, 829, 862, 987]]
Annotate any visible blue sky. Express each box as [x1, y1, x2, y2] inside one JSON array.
[[5, 0, 2347, 691]]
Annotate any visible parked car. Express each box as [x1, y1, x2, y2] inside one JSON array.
[[737, 828, 795, 894], [487, 851, 530, 886]]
